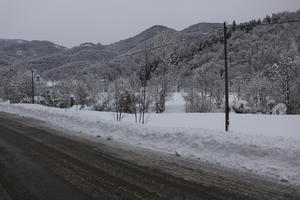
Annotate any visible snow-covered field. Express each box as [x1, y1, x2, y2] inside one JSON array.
[[0, 94, 300, 186]]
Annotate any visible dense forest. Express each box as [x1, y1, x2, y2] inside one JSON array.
[[0, 10, 299, 115]]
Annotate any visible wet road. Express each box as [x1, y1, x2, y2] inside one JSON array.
[[0, 112, 299, 200]]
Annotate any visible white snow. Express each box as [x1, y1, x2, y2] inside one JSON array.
[[80, 43, 95, 47], [0, 95, 300, 186], [272, 103, 287, 115], [144, 113, 300, 139], [164, 93, 185, 113], [16, 50, 23, 56], [46, 81, 59, 87], [16, 39, 25, 44]]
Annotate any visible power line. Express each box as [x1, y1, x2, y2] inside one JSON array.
[[260, 18, 300, 26], [112, 32, 218, 60], [238, 18, 300, 28], [90, 30, 221, 67], [270, 18, 300, 25], [114, 19, 300, 60], [93, 18, 300, 65]]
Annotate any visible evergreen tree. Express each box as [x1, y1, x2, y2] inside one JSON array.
[[256, 18, 262, 25], [232, 20, 237, 31], [263, 15, 271, 24]]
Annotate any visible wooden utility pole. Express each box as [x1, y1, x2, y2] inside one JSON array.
[[31, 69, 34, 104], [224, 22, 229, 131]]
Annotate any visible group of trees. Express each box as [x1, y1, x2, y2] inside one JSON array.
[[0, 33, 175, 123], [178, 11, 300, 114], [182, 62, 224, 112], [108, 34, 175, 123], [0, 67, 33, 103]]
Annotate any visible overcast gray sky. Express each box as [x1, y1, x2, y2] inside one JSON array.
[[1, 0, 299, 47]]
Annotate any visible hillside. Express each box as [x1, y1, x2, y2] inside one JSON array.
[[0, 22, 221, 80], [0, 39, 67, 67], [182, 22, 222, 34]]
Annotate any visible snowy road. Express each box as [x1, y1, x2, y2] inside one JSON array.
[[0, 113, 299, 200], [1, 102, 300, 185]]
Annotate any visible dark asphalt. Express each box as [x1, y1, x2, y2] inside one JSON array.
[[0, 112, 299, 200]]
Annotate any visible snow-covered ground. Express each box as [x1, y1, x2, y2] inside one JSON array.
[[164, 93, 186, 113], [0, 94, 300, 186]]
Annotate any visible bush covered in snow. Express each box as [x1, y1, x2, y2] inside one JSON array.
[[183, 91, 213, 112], [93, 92, 113, 111], [272, 103, 287, 115], [231, 100, 250, 113]]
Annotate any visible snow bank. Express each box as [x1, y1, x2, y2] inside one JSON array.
[[0, 103, 300, 186], [145, 113, 300, 140]]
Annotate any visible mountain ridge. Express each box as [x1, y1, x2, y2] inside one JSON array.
[[0, 22, 222, 80]]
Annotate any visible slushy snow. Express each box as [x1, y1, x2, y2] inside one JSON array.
[[0, 94, 299, 186]]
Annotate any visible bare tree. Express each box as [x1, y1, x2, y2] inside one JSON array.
[[151, 31, 175, 113], [2, 67, 33, 103], [138, 45, 158, 123], [75, 80, 89, 110], [267, 57, 298, 114]]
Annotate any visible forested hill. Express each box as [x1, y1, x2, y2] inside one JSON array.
[[176, 10, 300, 114], [0, 39, 67, 66], [0, 23, 222, 80]]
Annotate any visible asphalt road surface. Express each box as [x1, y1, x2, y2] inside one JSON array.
[[0, 112, 299, 200]]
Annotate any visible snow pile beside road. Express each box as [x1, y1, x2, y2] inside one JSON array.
[[0, 103, 300, 186]]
